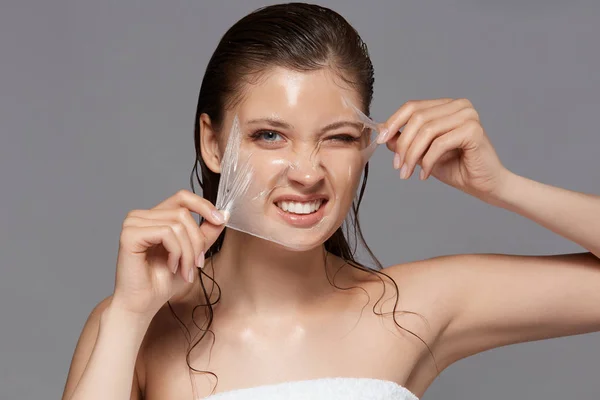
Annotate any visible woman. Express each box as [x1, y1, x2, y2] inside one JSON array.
[[61, 3, 600, 400]]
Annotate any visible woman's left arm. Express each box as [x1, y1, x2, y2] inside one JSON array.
[[380, 98, 600, 368], [488, 171, 600, 258]]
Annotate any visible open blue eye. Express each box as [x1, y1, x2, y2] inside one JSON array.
[[262, 131, 282, 141], [250, 130, 283, 142]]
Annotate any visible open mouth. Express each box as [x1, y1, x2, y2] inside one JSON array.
[[275, 199, 326, 215]]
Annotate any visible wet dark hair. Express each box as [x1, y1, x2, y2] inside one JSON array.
[[169, 3, 438, 395]]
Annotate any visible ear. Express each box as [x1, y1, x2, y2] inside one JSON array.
[[199, 113, 222, 174]]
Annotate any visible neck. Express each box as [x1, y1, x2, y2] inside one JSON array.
[[207, 229, 341, 318]]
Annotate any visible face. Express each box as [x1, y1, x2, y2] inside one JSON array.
[[210, 67, 373, 251]]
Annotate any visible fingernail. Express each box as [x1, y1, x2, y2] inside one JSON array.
[[393, 153, 401, 169], [188, 268, 195, 283], [172, 261, 179, 274], [400, 164, 409, 179], [196, 251, 205, 269], [222, 210, 230, 223], [211, 210, 225, 224], [419, 168, 426, 180], [376, 127, 389, 144]]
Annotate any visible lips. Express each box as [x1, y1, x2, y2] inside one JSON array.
[[272, 194, 329, 227]]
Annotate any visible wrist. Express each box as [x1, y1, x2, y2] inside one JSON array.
[[102, 301, 154, 333], [481, 168, 521, 208]]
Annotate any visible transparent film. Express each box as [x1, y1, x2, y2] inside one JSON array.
[[214, 96, 384, 251]]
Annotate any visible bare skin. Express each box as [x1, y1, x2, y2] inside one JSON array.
[[79, 254, 453, 400], [62, 67, 600, 400]]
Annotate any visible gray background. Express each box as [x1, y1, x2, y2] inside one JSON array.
[[1, 0, 599, 399]]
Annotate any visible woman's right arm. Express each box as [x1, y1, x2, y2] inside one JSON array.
[[61, 190, 228, 400], [62, 296, 147, 400]]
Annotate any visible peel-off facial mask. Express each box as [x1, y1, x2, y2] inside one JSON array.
[[215, 96, 384, 251]]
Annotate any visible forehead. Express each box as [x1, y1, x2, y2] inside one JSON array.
[[235, 67, 363, 125]]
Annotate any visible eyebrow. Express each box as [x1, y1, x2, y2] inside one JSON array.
[[246, 118, 364, 134]]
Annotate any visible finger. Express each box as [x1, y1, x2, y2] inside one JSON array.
[[400, 107, 479, 179], [197, 219, 227, 258], [387, 99, 472, 168], [121, 225, 182, 274], [127, 208, 227, 270], [153, 189, 227, 226], [125, 216, 196, 282], [420, 124, 474, 179], [165, 221, 196, 283], [128, 208, 207, 269], [378, 98, 453, 144]]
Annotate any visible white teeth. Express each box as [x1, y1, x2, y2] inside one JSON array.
[[276, 200, 323, 214]]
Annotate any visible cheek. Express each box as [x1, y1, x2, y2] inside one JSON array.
[[328, 156, 364, 201], [244, 152, 292, 195], [252, 159, 274, 182]]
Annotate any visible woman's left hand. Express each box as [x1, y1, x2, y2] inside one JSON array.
[[377, 98, 511, 201]]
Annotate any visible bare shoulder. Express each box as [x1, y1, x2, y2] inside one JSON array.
[[140, 284, 209, 360], [382, 254, 467, 313], [379, 255, 472, 361], [343, 254, 465, 328], [386, 251, 600, 372]]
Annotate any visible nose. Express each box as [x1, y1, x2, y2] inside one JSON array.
[[286, 151, 325, 188]]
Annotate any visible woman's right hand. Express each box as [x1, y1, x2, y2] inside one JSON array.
[[111, 189, 228, 319]]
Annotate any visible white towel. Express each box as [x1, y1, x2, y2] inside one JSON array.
[[200, 377, 419, 400]]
